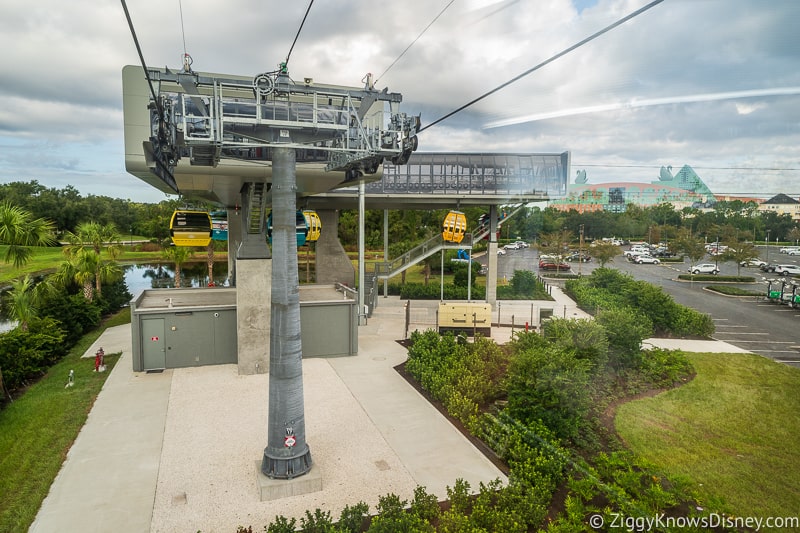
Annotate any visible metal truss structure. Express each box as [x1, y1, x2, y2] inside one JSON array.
[[142, 64, 420, 193]]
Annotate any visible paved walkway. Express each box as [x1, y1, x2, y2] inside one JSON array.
[[30, 294, 749, 532]]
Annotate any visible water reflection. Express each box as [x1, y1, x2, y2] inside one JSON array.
[[124, 262, 230, 298]]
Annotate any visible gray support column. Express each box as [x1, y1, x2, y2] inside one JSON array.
[[227, 207, 242, 286], [262, 147, 312, 479], [314, 210, 355, 286], [235, 190, 271, 376], [383, 209, 388, 298], [358, 182, 366, 325], [486, 205, 498, 305]]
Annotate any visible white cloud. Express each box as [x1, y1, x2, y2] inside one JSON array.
[[0, 0, 798, 202]]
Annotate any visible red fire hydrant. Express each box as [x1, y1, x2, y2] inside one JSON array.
[[94, 347, 105, 372]]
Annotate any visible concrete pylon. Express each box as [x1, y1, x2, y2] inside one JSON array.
[[261, 147, 312, 479], [314, 209, 355, 287]]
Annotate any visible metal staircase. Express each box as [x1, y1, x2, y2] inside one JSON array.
[[369, 203, 530, 281]]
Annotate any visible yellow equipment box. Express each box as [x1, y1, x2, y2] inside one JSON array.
[[438, 302, 491, 337]]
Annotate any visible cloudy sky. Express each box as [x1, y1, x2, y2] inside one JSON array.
[[1, 0, 798, 203]]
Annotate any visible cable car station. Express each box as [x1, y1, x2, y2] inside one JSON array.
[[123, 60, 567, 488], [123, 64, 569, 376]]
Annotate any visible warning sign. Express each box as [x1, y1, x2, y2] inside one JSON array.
[[284, 435, 297, 447], [151, 336, 159, 341]]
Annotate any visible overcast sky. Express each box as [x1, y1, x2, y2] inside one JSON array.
[[0, 0, 798, 203]]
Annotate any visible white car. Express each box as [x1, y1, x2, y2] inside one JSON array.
[[779, 246, 800, 253], [740, 259, 767, 267], [689, 263, 720, 275], [635, 255, 660, 264], [514, 241, 529, 248], [788, 249, 800, 256], [776, 264, 800, 276], [497, 248, 507, 255], [503, 243, 520, 250]]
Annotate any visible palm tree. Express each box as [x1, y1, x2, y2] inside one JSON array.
[[2, 275, 42, 331], [162, 245, 194, 288], [0, 201, 56, 267], [62, 222, 124, 297], [52, 247, 100, 301], [206, 242, 215, 286]]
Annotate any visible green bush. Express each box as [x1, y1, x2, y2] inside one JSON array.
[[595, 307, 653, 369], [542, 318, 609, 370], [505, 344, 593, 441], [39, 290, 101, 345], [0, 318, 67, 391]]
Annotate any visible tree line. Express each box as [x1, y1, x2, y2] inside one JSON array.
[[2, 180, 797, 251]]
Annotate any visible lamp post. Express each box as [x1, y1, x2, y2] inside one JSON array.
[[578, 224, 585, 276], [766, 229, 771, 263]]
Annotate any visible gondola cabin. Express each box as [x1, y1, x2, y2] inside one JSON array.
[[267, 210, 310, 247], [210, 210, 228, 241], [442, 211, 467, 244], [170, 210, 212, 247], [302, 210, 322, 242]]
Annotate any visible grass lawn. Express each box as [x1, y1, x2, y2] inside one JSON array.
[[0, 310, 129, 532], [615, 351, 800, 519]]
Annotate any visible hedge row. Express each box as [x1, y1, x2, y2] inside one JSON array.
[[564, 267, 714, 338]]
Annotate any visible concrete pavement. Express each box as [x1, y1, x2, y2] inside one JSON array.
[[29, 292, 749, 532]]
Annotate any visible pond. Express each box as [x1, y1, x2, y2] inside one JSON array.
[[124, 262, 230, 298], [0, 261, 230, 333]]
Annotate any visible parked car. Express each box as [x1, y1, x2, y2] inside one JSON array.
[[776, 264, 800, 276], [538, 260, 571, 271], [635, 255, 660, 264], [497, 248, 507, 255], [689, 263, 720, 275], [788, 249, 800, 256], [503, 243, 520, 250], [760, 263, 779, 273], [779, 246, 800, 253], [566, 252, 591, 262], [741, 258, 767, 267], [514, 241, 529, 248]]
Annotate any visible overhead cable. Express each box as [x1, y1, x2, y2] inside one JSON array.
[[285, 0, 314, 69], [418, 0, 665, 133], [375, 0, 456, 84], [120, 0, 163, 119]]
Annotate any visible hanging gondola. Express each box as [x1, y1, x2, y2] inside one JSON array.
[[210, 210, 228, 241], [442, 210, 467, 244], [302, 210, 322, 242], [170, 210, 212, 247], [267, 210, 310, 247]]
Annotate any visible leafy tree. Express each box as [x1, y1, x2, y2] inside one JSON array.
[[672, 229, 706, 271], [1, 275, 47, 331], [589, 241, 620, 266], [0, 201, 56, 267]]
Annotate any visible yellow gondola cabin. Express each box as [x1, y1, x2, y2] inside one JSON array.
[[170, 210, 212, 247], [442, 210, 467, 244], [302, 210, 322, 242]]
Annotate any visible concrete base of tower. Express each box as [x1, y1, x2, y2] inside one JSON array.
[[255, 461, 322, 501]]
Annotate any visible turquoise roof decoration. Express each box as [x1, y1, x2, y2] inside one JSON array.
[[550, 164, 713, 212]]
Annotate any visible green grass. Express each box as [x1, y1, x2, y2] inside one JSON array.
[[615, 351, 800, 519], [705, 284, 762, 296], [0, 309, 129, 532]]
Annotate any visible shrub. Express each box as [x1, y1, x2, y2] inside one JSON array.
[[0, 317, 67, 391], [595, 307, 652, 369], [505, 344, 593, 441], [541, 318, 609, 370]]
